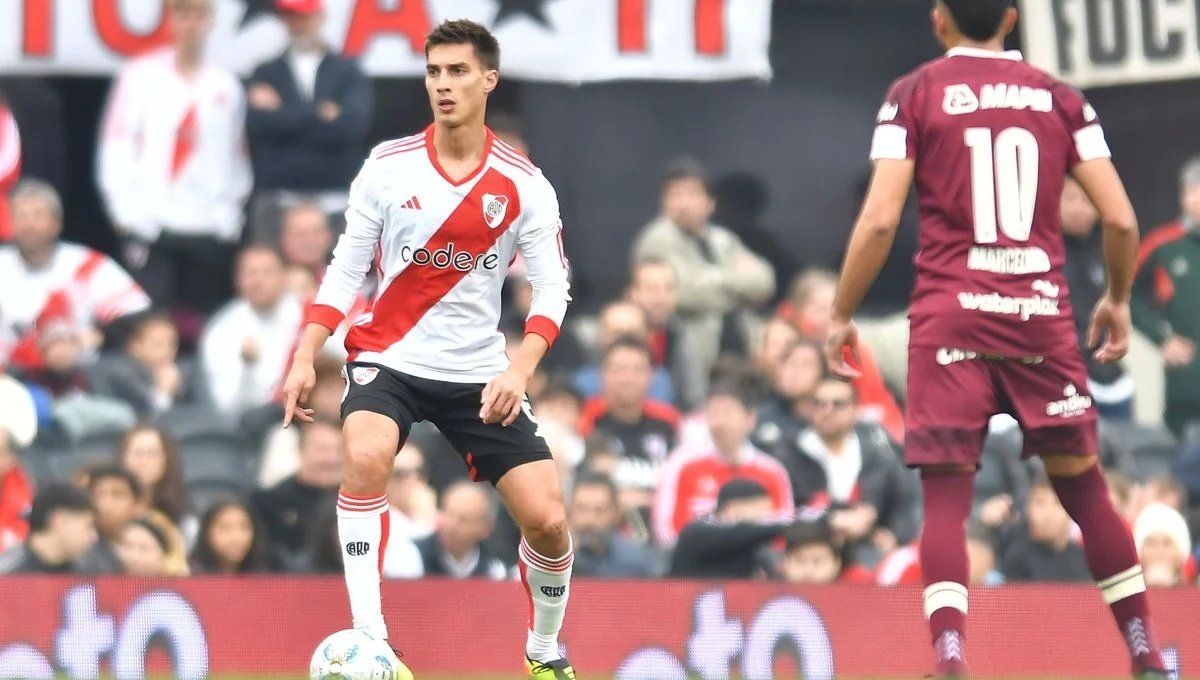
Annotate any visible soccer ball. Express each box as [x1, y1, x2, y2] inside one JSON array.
[[309, 629, 413, 680]]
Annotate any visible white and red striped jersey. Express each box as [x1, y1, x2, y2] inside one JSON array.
[[0, 242, 150, 363], [307, 126, 571, 382], [97, 47, 252, 243], [652, 442, 794, 547]]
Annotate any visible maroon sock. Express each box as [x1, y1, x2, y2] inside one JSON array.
[[1050, 465, 1165, 674], [919, 470, 974, 677]]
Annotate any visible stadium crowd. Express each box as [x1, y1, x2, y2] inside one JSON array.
[[1, 0, 1199, 588]]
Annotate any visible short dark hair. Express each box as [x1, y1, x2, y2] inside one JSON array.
[[89, 464, 144, 500], [129, 312, 177, 343], [715, 478, 769, 511], [602, 334, 653, 364], [126, 516, 171, 554], [539, 379, 582, 407], [662, 156, 713, 195], [571, 472, 619, 505], [815, 375, 858, 403], [706, 379, 758, 411], [937, 0, 1014, 42], [784, 520, 837, 552], [28, 484, 92, 533], [425, 19, 500, 71]]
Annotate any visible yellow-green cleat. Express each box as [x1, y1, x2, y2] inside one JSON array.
[[526, 655, 576, 680]]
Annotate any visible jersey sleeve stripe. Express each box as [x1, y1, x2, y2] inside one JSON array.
[[494, 139, 535, 165], [492, 145, 535, 175], [869, 124, 909, 161], [375, 134, 423, 154], [305, 302, 346, 332], [524, 314, 560, 347], [1073, 124, 1111, 163], [375, 142, 424, 161]]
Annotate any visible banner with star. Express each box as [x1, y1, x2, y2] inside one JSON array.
[[0, 0, 773, 82]]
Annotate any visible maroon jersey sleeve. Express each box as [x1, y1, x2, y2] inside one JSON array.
[[870, 74, 923, 161], [1051, 84, 1111, 167]]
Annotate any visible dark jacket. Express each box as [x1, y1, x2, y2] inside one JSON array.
[[573, 533, 658, 578], [88, 354, 207, 418], [246, 50, 373, 192], [251, 476, 335, 568], [998, 521, 1091, 583], [1064, 229, 1126, 386], [668, 516, 789, 579], [415, 533, 508, 580], [750, 392, 806, 454]]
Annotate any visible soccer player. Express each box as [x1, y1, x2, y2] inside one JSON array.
[[281, 20, 575, 680], [824, 2, 1168, 679]]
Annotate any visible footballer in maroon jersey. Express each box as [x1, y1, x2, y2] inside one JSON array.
[[823, 1, 1168, 679]]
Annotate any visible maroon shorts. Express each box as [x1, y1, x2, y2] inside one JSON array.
[[904, 345, 1099, 467]]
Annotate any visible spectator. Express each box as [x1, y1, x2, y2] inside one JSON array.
[[776, 520, 843, 584], [0, 429, 33, 552], [1132, 156, 1200, 438], [626, 259, 706, 410], [536, 380, 584, 436], [279, 202, 334, 278], [412, 481, 508, 580], [713, 172, 798, 305], [13, 320, 91, 398], [751, 339, 824, 453], [633, 158, 775, 374], [117, 515, 187, 577], [999, 470, 1091, 582], [967, 523, 1004, 587], [293, 500, 342, 573], [116, 424, 192, 531], [200, 245, 302, 415], [578, 337, 680, 504], [189, 498, 271, 574], [569, 473, 656, 578], [1, 180, 150, 369], [788, 377, 919, 567], [653, 381, 792, 547], [257, 352, 344, 486], [386, 441, 438, 541], [89, 313, 207, 418], [1061, 177, 1134, 419], [245, 0, 373, 243], [779, 268, 904, 441], [0, 93, 21, 240], [668, 478, 790, 579], [84, 465, 146, 574], [97, 0, 252, 318], [252, 417, 342, 567], [0, 483, 96, 574], [752, 317, 800, 385], [573, 301, 674, 403], [1134, 502, 1194, 587]]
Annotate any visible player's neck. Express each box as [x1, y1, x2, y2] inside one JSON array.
[[18, 243, 55, 269], [28, 532, 68, 566], [946, 36, 1006, 54], [433, 120, 488, 162]]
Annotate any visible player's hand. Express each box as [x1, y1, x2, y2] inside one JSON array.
[[480, 369, 527, 426], [824, 318, 863, 381], [281, 353, 317, 428], [1161, 335, 1196, 368], [1087, 296, 1131, 364]]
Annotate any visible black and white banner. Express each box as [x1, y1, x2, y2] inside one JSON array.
[[1020, 0, 1200, 88], [0, 0, 772, 82]]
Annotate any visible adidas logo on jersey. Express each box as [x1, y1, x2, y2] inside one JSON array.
[[400, 243, 500, 272]]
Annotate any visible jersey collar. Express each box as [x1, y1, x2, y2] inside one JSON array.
[[946, 46, 1024, 61]]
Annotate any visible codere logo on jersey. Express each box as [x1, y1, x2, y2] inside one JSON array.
[[400, 243, 500, 272]]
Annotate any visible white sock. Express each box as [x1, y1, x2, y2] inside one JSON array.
[[336, 492, 390, 641], [518, 536, 573, 663]]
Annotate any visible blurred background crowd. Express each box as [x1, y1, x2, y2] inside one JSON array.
[[0, 0, 1199, 589]]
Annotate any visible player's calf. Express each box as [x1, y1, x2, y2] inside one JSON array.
[[918, 467, 975, 678], [337, 412, 403, 643], [1045, 455, 1167, 675]]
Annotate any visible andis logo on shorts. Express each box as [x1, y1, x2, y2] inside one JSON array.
[[401, 243, 500, 272], [1046, 383, 1093, 418], [957, 292, 1059, 320]]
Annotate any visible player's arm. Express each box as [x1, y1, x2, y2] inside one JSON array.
[[826, 158, 914, 378], [282, 156, 383, 426], [481, 176, 571, 426]]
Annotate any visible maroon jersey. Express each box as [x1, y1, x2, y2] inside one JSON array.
[[871, 47, 1112, 357]]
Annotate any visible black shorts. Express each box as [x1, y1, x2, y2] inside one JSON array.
[[340, 362, 552, 484]]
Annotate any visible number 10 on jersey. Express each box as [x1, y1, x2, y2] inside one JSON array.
[[965, 127, 1039, 244]]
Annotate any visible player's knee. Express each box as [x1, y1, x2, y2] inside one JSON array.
[[341, 436, 395, 484], [1042, 454, 1098, 478], [522, 507, 568, 545]]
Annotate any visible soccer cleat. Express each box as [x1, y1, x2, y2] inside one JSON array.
[[526, 655, 576, 680]]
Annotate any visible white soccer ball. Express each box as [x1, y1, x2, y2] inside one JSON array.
[[309, 629, 413, 680]]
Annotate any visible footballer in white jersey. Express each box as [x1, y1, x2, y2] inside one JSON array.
[[281, 19, 577, 680]]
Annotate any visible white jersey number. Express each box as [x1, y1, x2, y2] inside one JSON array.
[[965, 127, 1039, 243]]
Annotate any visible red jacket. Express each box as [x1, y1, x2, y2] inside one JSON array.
[[0, 465, 33, 552]]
